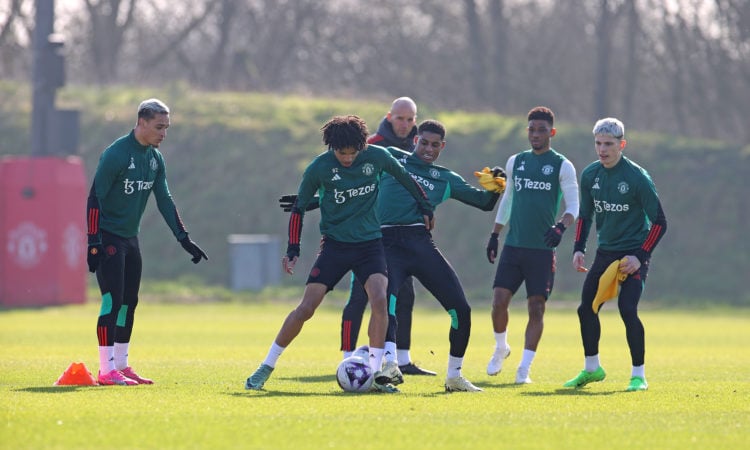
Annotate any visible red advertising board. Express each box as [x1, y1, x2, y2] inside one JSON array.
[[0, 156, 88, 307]]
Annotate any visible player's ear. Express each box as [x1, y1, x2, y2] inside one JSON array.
[[413, 135, 419, 145], [620, 139, 627, 149], [550, 128, 557, 137]]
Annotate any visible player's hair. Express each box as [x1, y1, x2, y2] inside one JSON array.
[[138, 98, 170, 120], [417, 119, 446, 140], [321, 115, 369, 151], [592, 117, 625, 139], [527, 106, 554, 126]]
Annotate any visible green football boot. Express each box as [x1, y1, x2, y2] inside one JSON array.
[[626, 376, 648, 391], [245, 363, 274, 390], [563, 366, 606, 388]]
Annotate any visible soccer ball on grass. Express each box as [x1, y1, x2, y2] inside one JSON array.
[[336, 352, 373, 392]]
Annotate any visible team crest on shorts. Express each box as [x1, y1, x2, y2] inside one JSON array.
[[361, 163, 374, 176], [618, 182, 630, 194]]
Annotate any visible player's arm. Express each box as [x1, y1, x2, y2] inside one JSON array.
[[448, 171, 500, 211], [572, 170, 594, 271], [381, 150, 434, 228], [544, 160, 579, 247], [633, 179, 668, 264], [485, 157, 514, 263], [283, 167, 319, 273], [151, 155, 208, 264], [86, 182, 103, 273]]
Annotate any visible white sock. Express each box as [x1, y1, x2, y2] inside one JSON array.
[[585, 355, 600, 372], [343, 351, 353, 359], [397, 349, 411, 366], [98, 346, 115, 374], [447, 355, 463, 379], [369, 347, 385, 373], [632, 365, 645, 378], [114, 342, 129, 370], [261, 342, 285, 368], [494, 331, 508, 350], [384, 341, 397, 363], [519, 349, 536, 369]]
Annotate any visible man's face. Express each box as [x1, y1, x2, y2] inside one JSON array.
[[527, 119, 554, 152], [413, 131, 445, 164], [387, 105, 417, 139], [594, 134, 625, 168], [333, 147, 359, 168], [138, 113, 170, 147]]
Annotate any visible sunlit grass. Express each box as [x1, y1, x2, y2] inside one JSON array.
[[1, 301, 748, 449]]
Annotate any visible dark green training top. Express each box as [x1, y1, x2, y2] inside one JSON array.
[[88, 130, 188, 242], [291, 144, 432, 244], [575, 155, 667, 260], [377, 147, 498, 224]]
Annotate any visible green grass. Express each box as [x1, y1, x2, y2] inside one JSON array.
[[1, 300, 748, 449]]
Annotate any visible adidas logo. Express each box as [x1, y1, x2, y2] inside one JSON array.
[[331, 174, 341, 181], [128, 157, 135, 169], [592, 182, 600, 189]]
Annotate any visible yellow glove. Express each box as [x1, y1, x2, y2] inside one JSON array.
[[474, 167, 506, 194]]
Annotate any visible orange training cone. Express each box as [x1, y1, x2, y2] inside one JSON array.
[[54, 362, 98, 386]]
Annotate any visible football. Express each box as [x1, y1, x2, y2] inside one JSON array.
[[336, 355, 373, 392]]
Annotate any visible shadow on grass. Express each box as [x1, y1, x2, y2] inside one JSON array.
[[14, 386, 104, 393], [521, 388, 620, 397]]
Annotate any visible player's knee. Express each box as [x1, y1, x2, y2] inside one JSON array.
[[292, 304, 317, 321]]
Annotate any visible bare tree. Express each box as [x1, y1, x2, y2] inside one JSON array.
[[83, 0, 138, 83]]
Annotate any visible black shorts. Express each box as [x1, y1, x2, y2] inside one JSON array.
[[493, 245, 556, 299], [306, 236, 387, 291]]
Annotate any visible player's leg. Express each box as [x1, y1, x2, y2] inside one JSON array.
[[246, 237, 349, 390], [563, 250, 614, 388], [515, 248, 555, 384], [114, 237, 153, 384], [341, 274, 368, 357], [488, 246, 522, 376], [413, 246, 480, 392], [95, 232, 137, 385], [619, 258, 650, 391]]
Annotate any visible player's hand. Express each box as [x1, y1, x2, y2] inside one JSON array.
[[619, 255, 641, 275], [486, 232, 499, 263], [422, 209, 435, 230], [283, 244, 300, 274], [179, 236, 208, 264], [474, 167, 507, 194], [543, 222, 566, 247], [87, 244, 103, 273], [573, 251, 588, 272], [278, 194, 320, 212]]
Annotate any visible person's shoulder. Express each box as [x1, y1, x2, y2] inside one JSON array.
[[621, 156, 653, 181], [581, 160, 602, 176], [367, 134, 386, 145]]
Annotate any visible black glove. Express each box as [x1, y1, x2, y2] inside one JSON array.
[[87, 244, 103, 273], [286, 243, 300, 260], [486, 232, 499, 263], [491, 166, 507, 179], [544, 222, 566, 248], [278, 194, 320, 212], [179, 236, 208, 264]]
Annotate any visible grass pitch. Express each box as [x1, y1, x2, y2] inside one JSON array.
[[1, 300, 747, 449]]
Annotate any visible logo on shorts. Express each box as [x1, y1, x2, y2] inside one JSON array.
[[106, 245, 117, 256], [310, 267, 320, 277]]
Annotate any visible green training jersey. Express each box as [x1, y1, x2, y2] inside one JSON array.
[[92, 130, 187, 240], [578, 155, 661, 252], [504, 149, 568, 249], [295, 144, 432, 243], [377, 147, 497, 225]]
